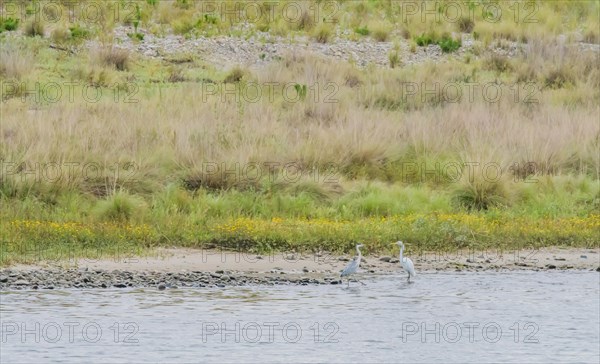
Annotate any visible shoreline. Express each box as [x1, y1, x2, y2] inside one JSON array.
[[1, 247, 598, 290]]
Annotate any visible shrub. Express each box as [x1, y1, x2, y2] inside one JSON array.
[[544, 66, 575, 89], [452, 177, 511, 210], [388, 51, 401, 68], [24, 20, 44, 37], [409, 41, 417, 53], [483, 54, 512, 73], [313, 23, 333, 43], [93, 191, 147, 221], [0, 17, 19, 32], [458, 17, 475, 33], [438, 35, 461, 53], [372, 26, 390, 42], [69, 24, 90, 39], [415, 33, 461, 52], [354, 26, 370, 36], [167, 67, 187, 83], [297, 10, 314, 30], [51, 26, 70, 43], [223, 66, 245, 83], [400, 28, 411, 39], [128, 32, 145, 41], [172, 16, 195, 35], [95, 47, 130, 71], [415, 33, 435, 46]]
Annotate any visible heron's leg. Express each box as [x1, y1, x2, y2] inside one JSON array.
[[407, 273, 411, 282], [358, 279, 366, 286]]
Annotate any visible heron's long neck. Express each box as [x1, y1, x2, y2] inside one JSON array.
[[399, 246, 404, 261], [356, 246, 362, 257]]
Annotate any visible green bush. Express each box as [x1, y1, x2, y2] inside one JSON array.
[[93, 191, 147, 221], [415, 33, 435, 46], [438, 36, 461, 53], [354, 27, 370, 36], [69, 24, 90, 39], [0, 17, 19, 32], [415, 33, 461, 53]]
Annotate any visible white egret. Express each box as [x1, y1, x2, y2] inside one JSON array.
[[340, 243, 366, 287], [392, 241, 416, 282]]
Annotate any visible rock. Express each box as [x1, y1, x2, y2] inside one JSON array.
[[302, 268, 309, 273], [114, 283, 127, 288], [13, 279, 30, 285], [0, 275, 8, 283], [390, 258, 399, 264], [580, 255, 587, 259], [596, 267, 600, 272], [157, 283, 166, 290], [554, 258, 566, 261], [547, 264, 557, 269], [379, 256, 392, 262]]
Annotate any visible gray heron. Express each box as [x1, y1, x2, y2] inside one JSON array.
[[340, 243, 366, 287]]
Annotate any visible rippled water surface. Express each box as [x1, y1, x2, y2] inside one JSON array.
[[1, 271, 599, 363]]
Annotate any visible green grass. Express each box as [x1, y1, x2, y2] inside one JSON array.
[[1, 175, 599, 265]]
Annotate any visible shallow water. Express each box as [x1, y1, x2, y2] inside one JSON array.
[[1, 271, 599, 363]]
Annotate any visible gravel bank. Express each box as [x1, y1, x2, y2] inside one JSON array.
[[2, 247, 598, 290]]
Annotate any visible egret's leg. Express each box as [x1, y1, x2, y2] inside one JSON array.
[[358, 279, 366, 286], [407, 273, 411, 282]]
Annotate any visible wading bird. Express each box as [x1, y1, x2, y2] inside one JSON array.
[[392, 241, 416, 282], [340, 243, 366, 287]]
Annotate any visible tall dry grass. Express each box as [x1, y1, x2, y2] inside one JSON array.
[[0, 42, 34, 81], [2, 51, 598, 198]]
